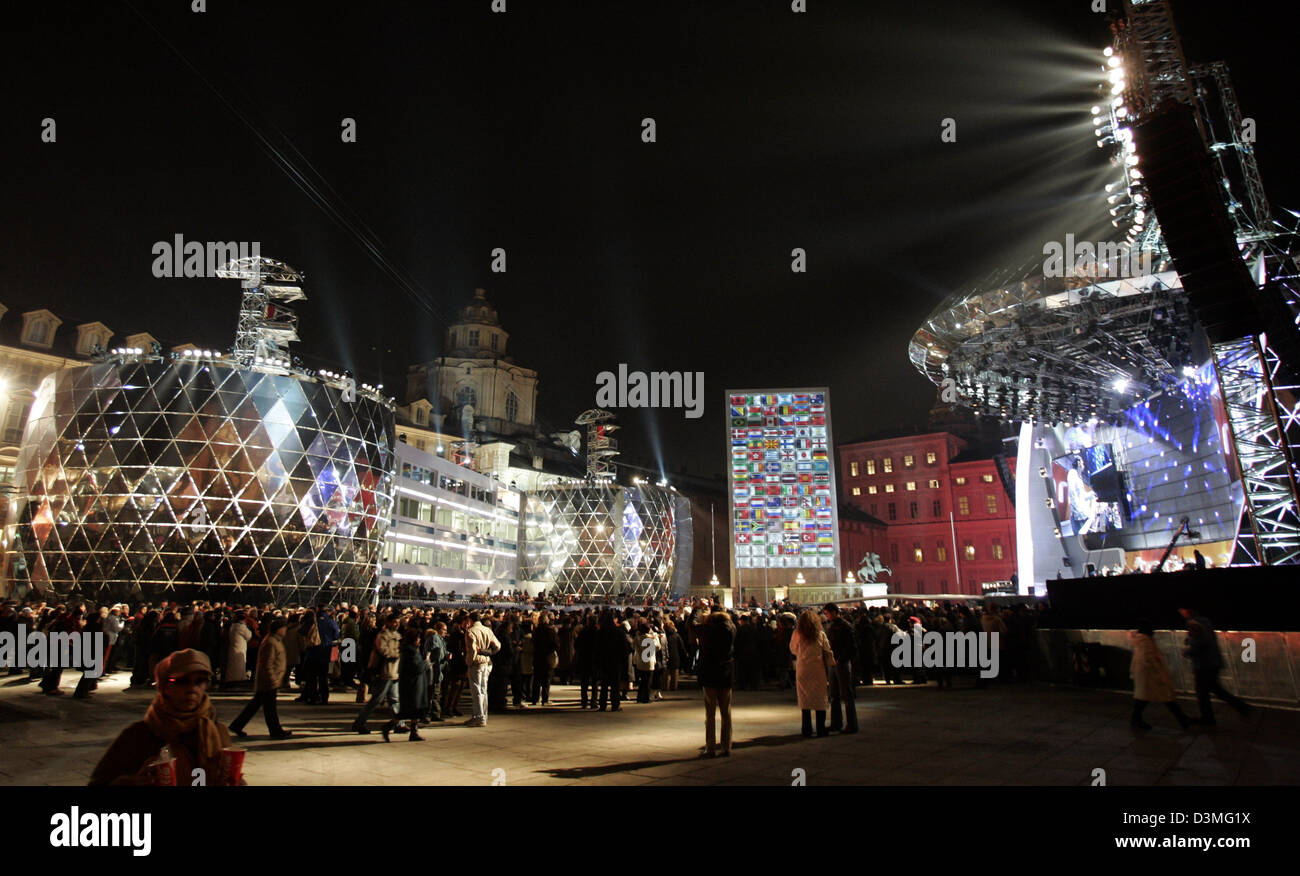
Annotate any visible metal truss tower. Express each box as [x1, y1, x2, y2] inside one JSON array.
[[575, 409, 620, 481], [1118, 0, 1300, 564], [215, 257, 307, 368]]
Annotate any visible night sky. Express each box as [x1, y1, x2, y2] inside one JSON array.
[[6, 1, 1295, 482]]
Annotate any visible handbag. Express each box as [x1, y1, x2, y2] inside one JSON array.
[[547, 651, 559, 670]]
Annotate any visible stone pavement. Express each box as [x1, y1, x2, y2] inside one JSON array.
[[1, 670, 1296, 786]]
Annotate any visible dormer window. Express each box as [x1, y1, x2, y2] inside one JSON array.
[[76, 322, 113, 356], [21, 310, 61, 349]]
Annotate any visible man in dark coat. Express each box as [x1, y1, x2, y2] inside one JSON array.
[[596, 610, 632, 712], [823, 603, 859, 733], [575, 616, 598, 708], [696, 609, 735, 757], [389, 628, 429, 742], [1179, 608, 1252, 725], [230, 618, 292, 739]]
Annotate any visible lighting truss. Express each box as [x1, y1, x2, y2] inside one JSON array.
[[1211, 336, 1300, 564], [1114, 0, 1300, 564], [909, 262, 1192, 425], [217, 256, 306, 368], [574, 408, 619, 481]]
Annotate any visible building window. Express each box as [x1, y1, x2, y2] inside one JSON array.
[[851, 486, 861, 496], [958, 496, 970, 515], [932, 500, 941, 516], [954, 476, 967, 486], [491, 333, 499, 351], [909, 502, 918, 519], [928, 479, 940, 489], [414, 407, 426, 425], [890, 543, 899, 563], [3, 401, 32, 444], [866, 460, 876, 475], [25, 321, 49, 345], [905, 481, 916, 491], [926, 451, 937, 464], [450, 330, 457, 348], [883, 458, 893, 473], [884, 484, 895, 493], [456, 386, 477, 409], [887, 503, 897, 521], [850, 461, 859, 477], [937, 545, 947, 563], [913, 545, 923, 563], [992, 541, 1004, 560], [904, 454, 915, 467], [986, 494, 998, 514], [468, 329, 480, 347], [964, 543, 976, 561], [505, 390, 519, 422], [870, 504, 878, 516], [867, 485, 878, 495], [982, 474, 995, 483]]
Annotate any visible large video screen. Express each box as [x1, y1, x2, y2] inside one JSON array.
[[726, 389, 839, 570], [1052, 443, 1129, 536]]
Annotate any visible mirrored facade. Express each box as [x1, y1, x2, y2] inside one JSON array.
[[522, 483, 681, 601], [9, 358, 395, 604]]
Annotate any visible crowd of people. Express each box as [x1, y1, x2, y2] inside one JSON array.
[[0, 592, 1253, 783]]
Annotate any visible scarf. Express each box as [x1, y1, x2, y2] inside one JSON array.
[[143, 692, 224, 767]]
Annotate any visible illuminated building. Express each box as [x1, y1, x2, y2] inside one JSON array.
[[839, 432, 1017, 596], [6, 259, 396, 604]]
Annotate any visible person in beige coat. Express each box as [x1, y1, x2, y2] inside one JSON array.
[[230, 619, 292, 739], [1130, 621, 1190, 730], [789, 609, 834, 738]]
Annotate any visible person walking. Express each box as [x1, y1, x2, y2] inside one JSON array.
[[696, 608, 735, 758], [230, 618, 293, 740], [1129, 621, 1191, 730], [1178, 608, 1252, 726], [463, 611, 501, 726], [384, 627, 429, 742], [822, 603, 859, 734], [789, 609, 834, 738], [352, 614, 401, 734]]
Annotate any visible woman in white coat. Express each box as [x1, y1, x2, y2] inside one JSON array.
[[225, 613, 253, 688], [789, 609, 834, 737], [1130, 621, 1190, 730]]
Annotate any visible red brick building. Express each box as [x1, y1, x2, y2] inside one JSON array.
[[837, 432, 1016, 596]]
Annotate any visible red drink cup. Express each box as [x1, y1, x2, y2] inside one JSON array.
[[219, 748, 246, 786], [149, 756, 177, 786]]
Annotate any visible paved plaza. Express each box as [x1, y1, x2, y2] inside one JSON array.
[[1, 671, 1296, 786]]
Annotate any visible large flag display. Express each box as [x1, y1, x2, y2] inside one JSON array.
[[725, 388, 839, 570]]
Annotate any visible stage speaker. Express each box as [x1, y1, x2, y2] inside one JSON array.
[[1132, 102, 1291, 355]]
